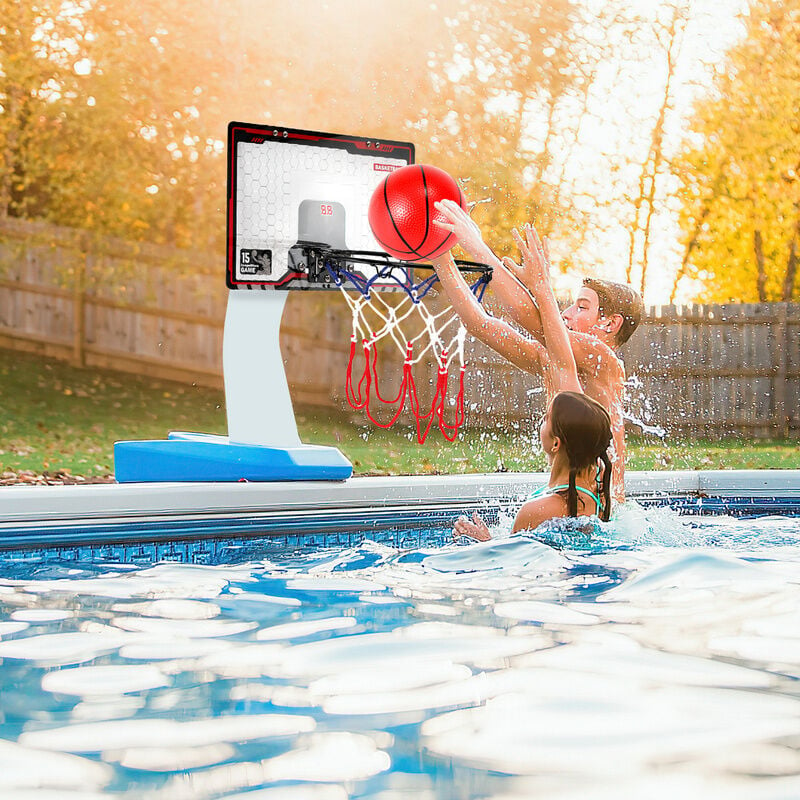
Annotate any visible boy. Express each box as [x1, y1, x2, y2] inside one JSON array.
[[432, 200, 643, 500]]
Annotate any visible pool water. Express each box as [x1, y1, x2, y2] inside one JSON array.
[[1, 503, 800, 799]]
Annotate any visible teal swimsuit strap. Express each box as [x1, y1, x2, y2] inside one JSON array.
[[528, 483, 603, 513]]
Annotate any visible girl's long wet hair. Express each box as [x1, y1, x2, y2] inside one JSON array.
[[549, 391, 613, 521]]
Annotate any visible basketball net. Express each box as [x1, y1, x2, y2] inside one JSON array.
[[323, 254, 491, 443]]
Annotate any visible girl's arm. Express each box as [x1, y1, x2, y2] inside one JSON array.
[[454, 494, 563, 540], [429, 252, 550, 377], [506, 225, 582, 395], [453, 512, 491, 541]]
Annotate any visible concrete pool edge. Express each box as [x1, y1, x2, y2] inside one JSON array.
[[0, 471, 798, 548], [3, 469, 799, 523]]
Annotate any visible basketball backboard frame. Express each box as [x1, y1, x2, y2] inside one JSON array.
[[227, 122, 415, 291]]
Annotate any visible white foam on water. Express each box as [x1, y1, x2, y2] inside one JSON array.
[[255, 616, 358, 641], [259, 622, 546, 681], [195, 643, 287, 678], [414, 602, 460, 617], [517, 636, 773, 688], [319, 669, 521, 718], [743, 607, 800, 638], [0, 792, 114, 800], [599, 502, 701, 548], [41, 664, 170, 697], [71, 696, 145, 721], [357, 593, 409, 605], [0, 627, 131, 666], [10, 608, 73, 622], [422, 536, 567, 575], [113, 742, 236, 772], [0, 621, 29, 636], [525, 772, 779, 800], [0, 737, 113, 791], [709, 634, 800, 665], [600, 550, 782, 600], [260, 732, 391, 783], [223, 591, 302, 607], [119, 638, 235, 661], [157, 733, 387, 799], [218, 784, 348, 800], [310, 660, 472, 696], [112, 599, 221, 619], [494, 600, 600, 625], [15, 562, 256, 600], [421, 679, 800, 776], [111, 615, 256, 638], [19, 713, 316, 753], [701, 741, 800, 778], [285, 576, 388, 592], [267, 661, 478, 719]]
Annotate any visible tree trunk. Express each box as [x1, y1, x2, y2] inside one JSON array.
[[629, 4, 686, 294], [754, 228, 767, 302]]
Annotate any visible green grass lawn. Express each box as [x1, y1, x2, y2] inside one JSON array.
[[1, 347, 798, 479]]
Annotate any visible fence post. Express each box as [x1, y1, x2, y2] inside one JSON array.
[[774, 302, 789, 439], [72, 237, 87, 367]]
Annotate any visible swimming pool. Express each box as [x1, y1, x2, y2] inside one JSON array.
[[1, 471, 799, 798]]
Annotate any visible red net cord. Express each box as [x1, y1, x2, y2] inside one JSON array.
[[345, 338, 467, 443]]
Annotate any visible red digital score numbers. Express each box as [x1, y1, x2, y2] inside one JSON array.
[[320, 204, 333, 216]]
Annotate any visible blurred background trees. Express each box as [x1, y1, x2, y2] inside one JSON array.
[[1, 0, 798, 302], [672, 0, 800, 302]]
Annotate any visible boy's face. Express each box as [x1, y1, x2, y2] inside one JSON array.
[[562, 287, 602, 334]]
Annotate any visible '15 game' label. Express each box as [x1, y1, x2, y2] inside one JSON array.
[[239, 249, 272, 276]]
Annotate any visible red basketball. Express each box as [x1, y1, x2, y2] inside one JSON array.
[[368, 164, 467, 262]]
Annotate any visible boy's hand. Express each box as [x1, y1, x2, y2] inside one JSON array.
[[453, 512, 492, 542], [432, 199, 489, 259]]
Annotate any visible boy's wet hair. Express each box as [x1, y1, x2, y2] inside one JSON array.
[[582, 278, 644, 346]]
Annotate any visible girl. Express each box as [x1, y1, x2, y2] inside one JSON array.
[[430, 218, 614, 539], [454, 390, 612, 541]]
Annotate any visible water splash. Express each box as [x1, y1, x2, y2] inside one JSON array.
[[624, 374, 667, 439]]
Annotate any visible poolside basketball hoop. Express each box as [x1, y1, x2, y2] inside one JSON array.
[[114, 123, 491, 483], [320, 251, 491, 442]]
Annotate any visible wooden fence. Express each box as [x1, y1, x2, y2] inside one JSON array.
[[1, 218, 798, 438]]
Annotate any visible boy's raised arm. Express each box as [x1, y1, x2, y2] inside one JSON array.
[[428, 252, 550, 378], [433, 200, 546, 338], [433, 200, 603, 371]]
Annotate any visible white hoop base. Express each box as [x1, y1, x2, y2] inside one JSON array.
[[114, 291, 352, 483]]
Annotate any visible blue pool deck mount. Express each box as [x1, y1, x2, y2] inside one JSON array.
[[114, 430, 353, 483]]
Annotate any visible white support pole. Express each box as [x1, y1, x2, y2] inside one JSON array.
[[222, 290, 302, 448]]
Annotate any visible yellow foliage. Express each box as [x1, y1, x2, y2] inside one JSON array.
[[674, 0, 800, 302], [1, 0, 597, 266]]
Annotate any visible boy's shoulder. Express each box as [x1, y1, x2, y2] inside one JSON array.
[[570, 331, 625, 383]]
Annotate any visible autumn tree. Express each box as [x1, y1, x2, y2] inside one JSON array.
[[0, 0, 611, 263], [239, 0, 597, 264], [0, 1, 84, 219], [672, 0, 800, 303], [624, 2, 688, 297], [22, 0, 263, 249], [417, 0, 588, 262]]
